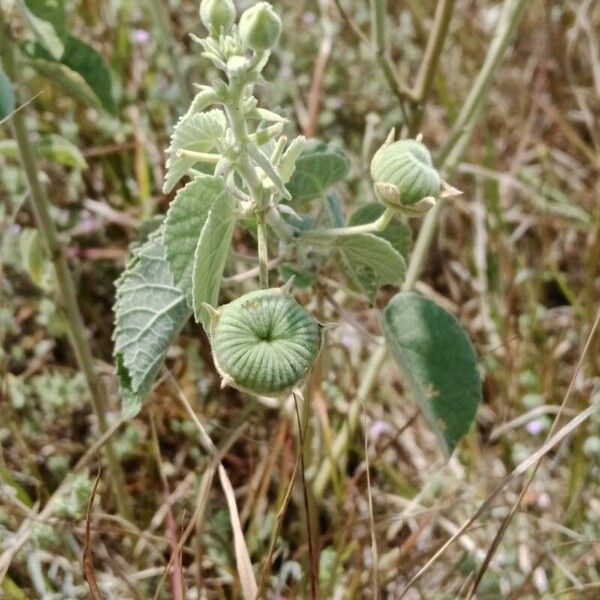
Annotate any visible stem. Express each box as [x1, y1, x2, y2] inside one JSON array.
[[256, 212, 269, 289], [409, 0, 455, 135], [370, 0, 410, 122], [313, 0, 530, 499], [300, 207, 395, 242], [0, 17, 132, 521]]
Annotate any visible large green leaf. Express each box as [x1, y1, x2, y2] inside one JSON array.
[[348, 202, 412, 261], [0, 66, 15, 121], [60, 36, 116, 113], [21, 0, 67, 60], [163, 109, 226, 193], [192, 192, 237, 328], [23, 35, 116, 113], [383, 292, 482, 456], [163, 176, 227, 304], [286, 140, 350, 203], [113, 229, 191, 418], [338, 233, 406, 301]]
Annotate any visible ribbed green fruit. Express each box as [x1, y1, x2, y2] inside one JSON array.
[[211, 289, 321, 395], [371, 139, 441, 206]]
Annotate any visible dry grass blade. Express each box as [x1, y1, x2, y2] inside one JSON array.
[[83, 470, 103, 600], [293, 393, 319, 600], [218, 464, 258, 600], [255, 451, 301, 598], [363, 404, 379, 599], [398, 400, 600, 597], [466, 307, 600, 598]]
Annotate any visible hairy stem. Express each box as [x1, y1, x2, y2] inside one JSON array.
[[0, 17, 131, 520], [300, 207, 395, 241], [256, 212, 269, 289]]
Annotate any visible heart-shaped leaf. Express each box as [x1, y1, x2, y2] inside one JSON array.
[[338, 233, 406, 301], [286, 140, 350, 203], [383, 292, 482, 456]]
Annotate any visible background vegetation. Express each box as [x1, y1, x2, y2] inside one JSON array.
[[1, 0, 599, 598]]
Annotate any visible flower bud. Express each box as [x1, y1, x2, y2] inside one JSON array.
[[371, 139, 441, 207], [239, 2, 281, 52], [200, 0, 235, 37]]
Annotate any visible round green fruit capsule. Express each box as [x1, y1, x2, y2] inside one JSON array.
[[370, 139, 441, 206], [210, 288, 321, 396], [239, 2, 281, 52]]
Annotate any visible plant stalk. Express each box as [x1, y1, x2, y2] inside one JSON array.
[[256, 212, 269, 289], [300, 207, 395, 241], [0, 19, 132, 521]]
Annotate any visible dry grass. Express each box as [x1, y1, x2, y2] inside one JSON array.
[[1, 0, 600, 598]]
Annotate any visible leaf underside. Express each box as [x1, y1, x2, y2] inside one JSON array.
[[113, 229, 191, 418], [338, 233, 406, 302], [383, 292, 482, 456]]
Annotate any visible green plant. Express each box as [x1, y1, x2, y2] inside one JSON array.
[[113, 0, 481, 460]]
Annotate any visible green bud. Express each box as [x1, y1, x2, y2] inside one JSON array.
[[200, 0, 235, 37], [371, 139, 441, 207], [239, 2, 282, 52]]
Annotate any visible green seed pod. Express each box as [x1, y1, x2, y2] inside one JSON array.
[[200, 0, 235, 37], [209, 288, 321, 396], [239, 2, 281, 52], [371, 139, 441, 207]]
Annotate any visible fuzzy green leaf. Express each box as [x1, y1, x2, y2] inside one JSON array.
[[163, 109, 226, 193], [0, 66, 15, 121], [163, 176, 227, 304], [348, 202, 412, 260], [286, 140, 350, 203], [383, 292, 482, 456], [113, 229, 191, 418], [338, 233, 406, 300], [192, 192, 237, 328]]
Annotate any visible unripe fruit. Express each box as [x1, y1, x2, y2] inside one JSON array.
[[200, 0, 235, 37], [239, 2, 281, 52], [371, 139, 441, 207], [210, 288, 321, 395]]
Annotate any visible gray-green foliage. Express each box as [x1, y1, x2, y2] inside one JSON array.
[[0, 66, 15, 120], [113, 230, 190, 418], [112, 0, 480, 454]]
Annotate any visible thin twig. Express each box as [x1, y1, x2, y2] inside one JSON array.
[[294, 393, 319, 600]]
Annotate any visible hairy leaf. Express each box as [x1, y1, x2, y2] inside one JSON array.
[[113, 230, 191, 418], [192, 192, 237, 328], [383, 292, 482, 456], [338, 233, 406, 300], [0, 67, 15, 121], [163, 176, 227, 304], [349, 202, 412, 260], [163, 109, 226, 193], [286, 140, 350, 203]]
